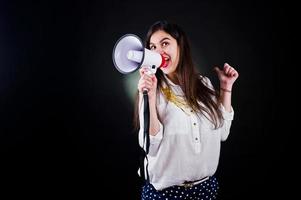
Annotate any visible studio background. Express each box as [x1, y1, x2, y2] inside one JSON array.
[[1, 0, 293, 199]]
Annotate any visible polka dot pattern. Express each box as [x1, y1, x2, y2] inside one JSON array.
[[141, 176, 219, 200]]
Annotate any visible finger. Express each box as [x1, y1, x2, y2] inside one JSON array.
[[151, 75, 157, 83], [224, 63, 231, 69], [227, 68, 235, 75], [139, 69, 144, 77], [225, 66, 231, 74], [138, 83, 151, 92], [139, 78, 152, 88], [230, 71, 236, 77], [213, 66, 222, 73], [142, 82, 153, 90], [139, 67, 148, 76], [142, 74, 153, 83], [213, 67, 223, 77], [227, 67, 236, 76], [141, 76, 154, 85], [143, 79, 153, 86], [232, 71, 239, 77]]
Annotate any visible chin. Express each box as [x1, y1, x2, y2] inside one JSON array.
[[161, 69, 170, 75], [160, 66, 170, 74]]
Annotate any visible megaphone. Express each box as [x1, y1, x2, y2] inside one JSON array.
[[112, 34, 167, 74]]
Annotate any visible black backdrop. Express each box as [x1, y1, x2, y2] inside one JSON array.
[[0, 0, 294, 199]]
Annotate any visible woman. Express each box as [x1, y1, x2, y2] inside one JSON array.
[[135, 20, 239, 200]]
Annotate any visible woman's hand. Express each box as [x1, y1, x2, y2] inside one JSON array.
[[214, 63, 239, 91], [138, 67, 158, 100]]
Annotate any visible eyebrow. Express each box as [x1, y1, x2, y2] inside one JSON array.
[[150, 37, 171, 46]]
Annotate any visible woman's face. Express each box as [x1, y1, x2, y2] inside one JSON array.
[[149, 30, 180, 77]]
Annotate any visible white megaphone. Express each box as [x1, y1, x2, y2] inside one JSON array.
[[112, 34, 167, 75]]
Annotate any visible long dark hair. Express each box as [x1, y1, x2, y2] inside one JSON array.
[[133, 20, 223, 130]]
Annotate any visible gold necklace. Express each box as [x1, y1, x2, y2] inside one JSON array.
[[161, 87, 191, 115]]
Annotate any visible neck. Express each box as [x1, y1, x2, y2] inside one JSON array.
[[167, 73, 179, 85]]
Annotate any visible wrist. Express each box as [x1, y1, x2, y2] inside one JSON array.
[[148, 94, 157, 103], [220, 84, 232, 91], [220, 87, 231, 93]]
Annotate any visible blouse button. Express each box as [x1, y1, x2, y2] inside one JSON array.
[[193, 123, 196, 126]]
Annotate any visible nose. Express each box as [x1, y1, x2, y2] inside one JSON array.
[[155, 47, 164, 55]]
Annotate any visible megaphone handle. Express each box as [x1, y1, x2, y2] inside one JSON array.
[[142, 65, 156, 92]]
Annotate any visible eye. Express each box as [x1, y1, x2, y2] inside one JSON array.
[[150, 45, 156, 50], [162, 41, 169, 48]]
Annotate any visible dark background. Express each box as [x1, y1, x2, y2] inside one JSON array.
[[0, 0, 294, 199]]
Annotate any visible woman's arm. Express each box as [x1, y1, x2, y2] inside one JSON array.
[[214, 63, 239, 112], [137, 67, 161, 136], [138, 93, 161, 136]]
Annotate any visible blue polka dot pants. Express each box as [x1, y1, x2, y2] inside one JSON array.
[[141, 176, 219, 200]]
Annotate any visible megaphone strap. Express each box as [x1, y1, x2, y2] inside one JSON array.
[[139, 91, 150, 182]]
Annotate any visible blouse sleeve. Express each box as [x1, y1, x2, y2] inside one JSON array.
[[219, 104, 234, 141], [201, 75, 234, 141]]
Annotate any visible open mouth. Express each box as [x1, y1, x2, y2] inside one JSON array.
[[161, 54, 170, 68]]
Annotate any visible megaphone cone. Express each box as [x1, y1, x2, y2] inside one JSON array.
[[112, 34, 166, 74]]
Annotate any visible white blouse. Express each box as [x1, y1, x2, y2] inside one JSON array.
[[138, 76, 234, 191]]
